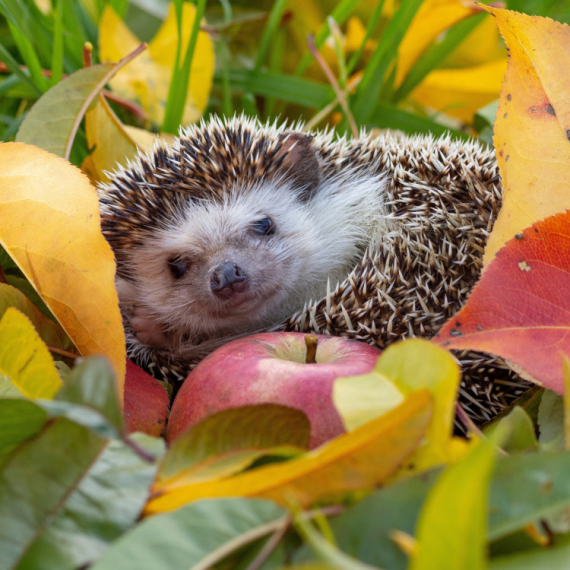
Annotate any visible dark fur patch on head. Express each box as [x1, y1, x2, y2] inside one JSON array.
[[275, 132, 321, 200]]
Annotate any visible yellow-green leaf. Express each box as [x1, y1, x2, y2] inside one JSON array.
[[0, 283, 71, 353], [410, 433, 500, 570], [335, 339, 462, 473], [99, 3, 214, 128], [0, 143, 126, 389], [333, 371, 405, 431], [144, 390, 432, 515], [0, 307, 61, 399]]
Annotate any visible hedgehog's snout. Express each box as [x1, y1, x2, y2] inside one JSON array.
[[211, 261, 247, 299]]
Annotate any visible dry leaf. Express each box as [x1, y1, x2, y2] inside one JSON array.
[[483, 6, 570, 264]]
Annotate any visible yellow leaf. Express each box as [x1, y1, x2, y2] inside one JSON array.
[[123, 126, 176, 152], [144, 390, 432, 514], [444, 15, 505, 68], [334, 339, 467, 475], [99, 3, 214, 128], [0, 143, 125, 390], [0, 307, 61, 399], [482, 7, 570, 265], [84, 95, 138, 183], [333, 371, 405, 431], [411, 58, 507, 123], [0, 282, 71, 352], [375, 340, 459, 457], [397, 0, 481, 86]]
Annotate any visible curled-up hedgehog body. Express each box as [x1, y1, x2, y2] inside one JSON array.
[[98, 115, 531, 424]]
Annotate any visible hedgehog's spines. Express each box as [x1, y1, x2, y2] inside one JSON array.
[[100, 114, 531, 425]]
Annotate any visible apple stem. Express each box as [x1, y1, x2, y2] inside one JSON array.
[[305, 334, 318, 364]]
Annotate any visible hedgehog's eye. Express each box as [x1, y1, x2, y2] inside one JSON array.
[[167, 257, 188, 279], [252, 217, 276, 236]]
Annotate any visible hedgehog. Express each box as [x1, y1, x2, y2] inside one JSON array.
[[97, 115, 532, 425]]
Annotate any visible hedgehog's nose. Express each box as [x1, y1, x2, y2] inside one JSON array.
[[211, 262, 247, 298]]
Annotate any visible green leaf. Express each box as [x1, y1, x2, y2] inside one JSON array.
[[410, 432, 501, 570], [0, 418, 101, 569], [295, 470, 439, 570], [296, 514, 378, 570], [158, 404, 310, 486], [15, 63, 113, 156], [0, 421, 161, 570], [90, 498, 287, 570], [488, 451, 570, 540], [538, 389, 564, 450], [298, 450, 570, 569], [56, 355, 123, 433], [162, 0, 207, 133], [16, 45, 145, 159], [485, 406, 538, 453], [0, 399, 47, 457], [0, 307, 62, 399], [490, 533, 570, 569]]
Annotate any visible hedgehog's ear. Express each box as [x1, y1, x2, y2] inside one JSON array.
[[276, 132, 321, 200]]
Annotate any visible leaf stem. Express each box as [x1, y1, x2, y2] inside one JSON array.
[[46, 345, 81, 360], [245, 515, 292, 570], [306, 34, 358, 138], [194, 506, 344, 570]]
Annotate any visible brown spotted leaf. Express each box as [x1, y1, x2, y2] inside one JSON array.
[[483, 6, 570, 265]]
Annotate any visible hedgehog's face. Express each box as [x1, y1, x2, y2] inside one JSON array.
[[126, 182, 320, 341]]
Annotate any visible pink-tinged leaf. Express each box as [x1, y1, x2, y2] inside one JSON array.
[[124, 359, 169, 436], [434, 211, 570, 393]]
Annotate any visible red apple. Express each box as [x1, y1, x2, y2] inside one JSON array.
[[167, 332, 382, 449]]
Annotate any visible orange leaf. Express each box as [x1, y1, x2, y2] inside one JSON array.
[[434, 211, 570, 393], [483, 6, 570, 265], [0, 143, 126, 390], [124, 359, 169, 437]]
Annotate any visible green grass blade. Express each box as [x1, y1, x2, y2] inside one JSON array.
[[0, 42, 41, 95], [6, 21, 48, 92], [367, 101, 469, 140], [352, 0, 424, 124], [215, 69, 332, 109], [220, 41, 233, 117], [50, 0, 64, 86], [254, 0, 287, 72], [264, 26, 286, 118], [393, 13, 485, 103], [162, 0, 207, 133], [296, 0, 363, 75], [346, 0, 385, 74]]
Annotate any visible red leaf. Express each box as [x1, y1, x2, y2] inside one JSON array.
[[434, 211, 570, 393], [124, 358, 170, 436]]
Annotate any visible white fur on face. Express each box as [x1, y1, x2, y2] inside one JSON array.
[[118, 172, 390, 360]]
